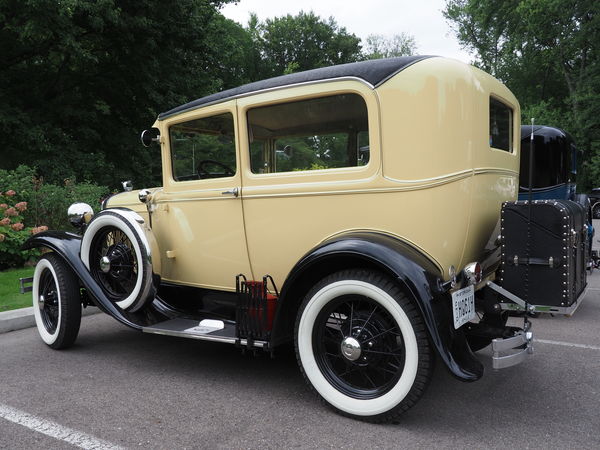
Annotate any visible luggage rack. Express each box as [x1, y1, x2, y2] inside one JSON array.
[[235, 274, 279, 346], [487, 280, 585, 316]]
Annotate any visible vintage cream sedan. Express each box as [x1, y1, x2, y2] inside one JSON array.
[[22, 56, 532, 422]]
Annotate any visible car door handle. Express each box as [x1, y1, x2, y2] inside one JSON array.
[[221, 187, 239, 197]]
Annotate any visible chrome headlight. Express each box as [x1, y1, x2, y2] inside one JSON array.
[[67, 203, 94, 228]]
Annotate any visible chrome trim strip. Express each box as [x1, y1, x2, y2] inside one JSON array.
[[158, 77, 375, 120]]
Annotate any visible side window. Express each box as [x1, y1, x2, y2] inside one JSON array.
[[169, 112, 236, 181], [489, 97, 513, 152], [247, 94, 369, 174]]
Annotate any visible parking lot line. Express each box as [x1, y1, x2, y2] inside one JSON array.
[[0, 403, 123, 450], [536, 338, 600, 351]]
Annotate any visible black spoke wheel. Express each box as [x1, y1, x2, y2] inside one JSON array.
[[81, 210, 155, 312], [313, 295, 406, 399], [38, 267, 59, 334], [32, 254, 81, 349], [89, 226, 139, 301], [295, 270, 433, 423]]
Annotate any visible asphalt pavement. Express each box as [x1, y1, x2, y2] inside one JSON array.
[[1, 275, 599, 449]]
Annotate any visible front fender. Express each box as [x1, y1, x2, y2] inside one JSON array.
[[23, 231, 143, 330], [273, 231, 483, 381]]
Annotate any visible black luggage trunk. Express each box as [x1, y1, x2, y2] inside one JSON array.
[[500, 200, 587, 307]]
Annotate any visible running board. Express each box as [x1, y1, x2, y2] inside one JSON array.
[[142, 318, 268, 348]]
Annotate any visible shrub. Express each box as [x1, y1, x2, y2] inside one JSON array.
[[0, 166, 109, 268], [0, 165, 109, 231], [0, 191, 46, 270]]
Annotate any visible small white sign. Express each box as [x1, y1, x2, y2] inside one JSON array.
[[452, 285, 475, 329]]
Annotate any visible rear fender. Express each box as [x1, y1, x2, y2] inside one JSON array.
[[272, 231, 484, 381]]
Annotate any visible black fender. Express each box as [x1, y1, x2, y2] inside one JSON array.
[[22, 231, 145, 330], [272, 231, 483, 381]]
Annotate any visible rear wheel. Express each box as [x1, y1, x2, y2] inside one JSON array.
[[32, 254, 81, 349], [295, 270, 433, 423]]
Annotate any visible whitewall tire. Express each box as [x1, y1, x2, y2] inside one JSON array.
[[295, 270, 433, 422], [80, 210, 154, 312], [32, 254, 82, 349]]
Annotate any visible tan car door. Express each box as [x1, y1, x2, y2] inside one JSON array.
[[151, 101, 253, 291]]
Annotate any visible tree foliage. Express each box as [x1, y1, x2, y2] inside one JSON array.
[[363, 33, 417, 59], [444, 0, 600, 189], [248, 11, 362, 77], [0, 0, 234, 188], [0, 4, 406, 190]]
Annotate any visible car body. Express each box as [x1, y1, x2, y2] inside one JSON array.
[[24, 56, 544, 422]]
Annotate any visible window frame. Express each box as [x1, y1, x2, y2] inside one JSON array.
[[161, 101, 240, 192], [237, 82, 380, 185], [246, 92, 371, 175], [489, 96, 514, 153]]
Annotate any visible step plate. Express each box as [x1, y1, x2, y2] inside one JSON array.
[[142, 318, 267, 348]]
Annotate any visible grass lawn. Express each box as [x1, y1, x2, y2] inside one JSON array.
[[0, 267, 35, 312]]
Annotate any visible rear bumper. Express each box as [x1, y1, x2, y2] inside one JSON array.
[[491, 321, 534, 369]]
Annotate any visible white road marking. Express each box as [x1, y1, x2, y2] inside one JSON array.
[[536, 338, 600, 351], [0, 404, 124, 450]]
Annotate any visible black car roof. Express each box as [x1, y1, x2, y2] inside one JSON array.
[[520, 125, 572, 142], [158, 55, 434, 120]]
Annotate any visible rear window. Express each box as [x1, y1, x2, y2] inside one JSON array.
[[489, 97, 513, 152]]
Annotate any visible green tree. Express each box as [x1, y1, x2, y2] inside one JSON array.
[[363, 33, 417, 59], [0, 0, 234, 189], [249, 11, 362, 77], [444, 0, 600, 189]]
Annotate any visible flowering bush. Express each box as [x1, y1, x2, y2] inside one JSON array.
[[0, 165, 108, 230], [0, 191, 46, 269]]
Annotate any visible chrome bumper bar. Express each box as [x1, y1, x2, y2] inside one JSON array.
[[491, 321, 534, 369]]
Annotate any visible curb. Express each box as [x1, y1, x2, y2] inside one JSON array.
[[0, 306, 101, 335]]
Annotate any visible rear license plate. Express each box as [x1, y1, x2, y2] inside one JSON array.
[[452, 285, 475, 329]]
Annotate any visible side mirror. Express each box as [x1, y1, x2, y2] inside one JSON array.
[[140, 128, 160, 147], [121, 180, 133, 192]]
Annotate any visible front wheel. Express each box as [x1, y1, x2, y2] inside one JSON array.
[[32, 253, 82, 349], [295, 270, 433, 423], [80, 210, 154, 312]]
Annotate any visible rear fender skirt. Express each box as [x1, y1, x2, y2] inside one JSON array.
[[22, 231, 143, 330], [273, 231, 483, 381]]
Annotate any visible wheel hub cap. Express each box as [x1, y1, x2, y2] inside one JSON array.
[[340, 336, 362, 361], [99, 256, 111, 273]]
